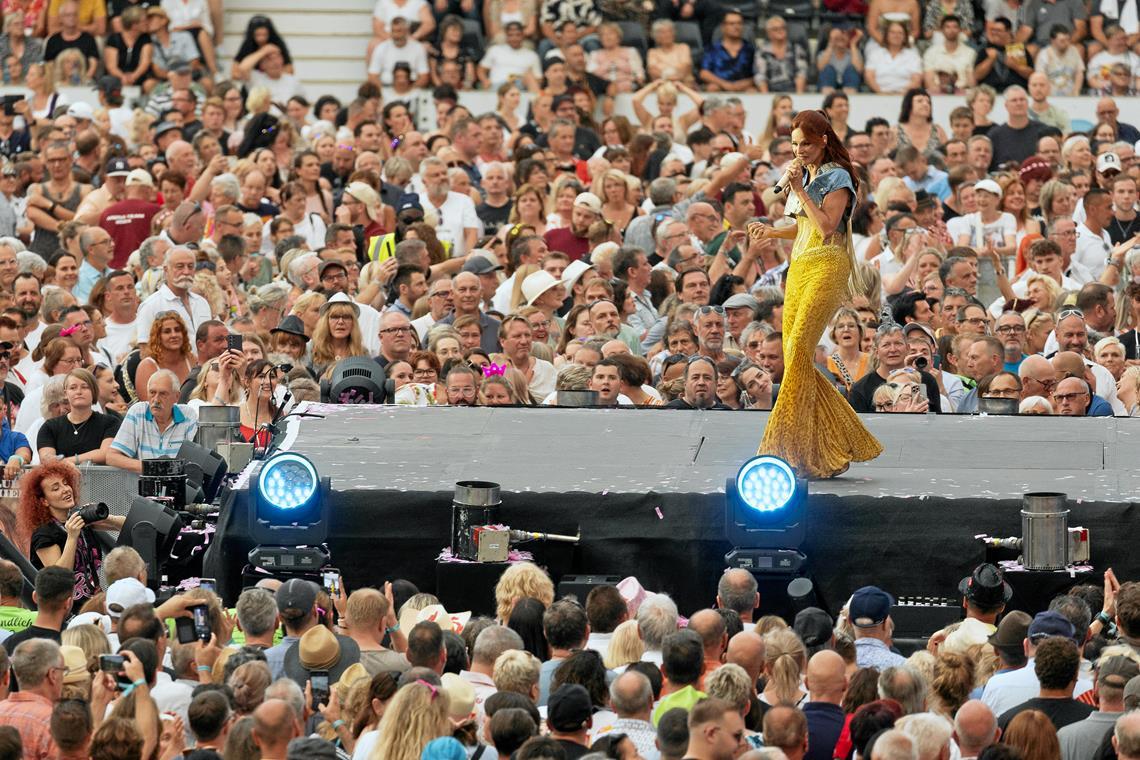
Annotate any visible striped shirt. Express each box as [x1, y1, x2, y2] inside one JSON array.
[[110, 402, 198, 460]]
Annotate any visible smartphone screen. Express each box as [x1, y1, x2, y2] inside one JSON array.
[[198, 578, 216, 594], [322, 569, 339, 597], [310, 671, 329, 709], [190, 604, 211, 642]]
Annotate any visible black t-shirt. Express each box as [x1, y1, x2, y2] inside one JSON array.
[[1108, 215, 1140, 245], [30, 521, 103, 600], [997, 696, 1094, 731], [475, 199, 512, 235], [555, 739, 590, 760], [975, 43, 1032, 91], [847, 369, 943, 413], [105, 32, 153, 75], [44, 32, 100, 63], [988, 121, 1045, 170], [36, 412, 121, 458], [3, 624, 61, 654]]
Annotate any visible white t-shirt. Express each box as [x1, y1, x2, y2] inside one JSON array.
[[1087, 50, 1140, 81], [161, 0, 213, 35], [367, 39, 429, 85], [865, 47, 923, 93], [261, 212, 326, 253], [372, 0, 427, 24], [248, 71, 306, 104], [1074, 222, 1112, 279], [100, 318, 137, 365], [949, 211, 1016, 249], [479, 44, 541, 87], [418, 191, 480, 257], [529, 358, 556, 399]]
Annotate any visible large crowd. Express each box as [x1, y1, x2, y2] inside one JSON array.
[[0, 551, 1137, 760], [0, 0, 1128, 755]]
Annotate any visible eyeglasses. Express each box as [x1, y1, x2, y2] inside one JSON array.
[[321, 271, 348, 282], [1058, 308, 1084, 321], [995, 324, 1026, 334], [697, 305, 726, 316], [959, 316, 988, 325], [1053, 391, 1088, 402], [380, 326, 413, 334], [983, 388, 1020, 398]]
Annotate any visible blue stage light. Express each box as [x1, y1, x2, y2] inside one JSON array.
[[257, 453, 318, 510], [735, 456, 797, 513]]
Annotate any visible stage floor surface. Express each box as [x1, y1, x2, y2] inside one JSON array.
[[285, 404, 1138, 503]]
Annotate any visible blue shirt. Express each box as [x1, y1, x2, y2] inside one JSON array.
[[903, 167, 952, 202], [265, 635, 300, 681], [74, 259, 109, 305], [110, 402, 198, 460], [1089, 395, 1113, 416], [701, 40, 756, 83], [0, 429, 29, 461], [854, 637, 906, 669]]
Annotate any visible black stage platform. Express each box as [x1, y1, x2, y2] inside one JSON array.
[[206, 406, 1140, 617]]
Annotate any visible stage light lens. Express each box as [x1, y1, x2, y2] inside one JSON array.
[[257, 453, 318, 510], [735, 456, 796, 512]]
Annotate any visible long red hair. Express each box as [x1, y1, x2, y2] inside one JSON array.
[[18, 462, 81, 545], [792, 109, 860, 198]]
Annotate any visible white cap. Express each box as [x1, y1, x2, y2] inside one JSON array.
[[573, 192, 602, 215], [561, 259, 594, 290], [126, 169, 155, 187], [973, 179, 1003, 198], [105, 578, 156, 618], [1098, 152, 1122, 174], [66, 101, 94, 121]]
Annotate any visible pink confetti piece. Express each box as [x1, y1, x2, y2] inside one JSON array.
[[655, 507, 663, 519]]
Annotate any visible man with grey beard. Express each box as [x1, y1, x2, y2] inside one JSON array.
[[416, 156, 479, 257], [135, 245, 212, 342]]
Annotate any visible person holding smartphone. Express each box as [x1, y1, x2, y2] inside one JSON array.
[[238, 360, 280, 447]]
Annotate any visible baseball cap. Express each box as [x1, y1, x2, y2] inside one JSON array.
[[462, 253, 503, 275], [319, 260, 348, 279], [974, 179, 1003, 198], [1098, 152, 1122, 175], [793, 607, 833, 648], [396, 193, 423, 217], [988, 610, 1032, 648], [66, 101, 94, 121], [1028, 610, 1076, 642], [1126, 674, 1140, 706], [913, 190, 937, 212], [723, 293, 760, 312], [344, 182, 381, 218], [903, 322, 936, 346], [849, 586, 894, 628], [276, 578, 319, 618], [126, 169, 155, 187], [105, 157, 130, 177], [96, 74, 122, 95], [552, 94, 575, 112], [1098, 654, 1140, 688], [574, 192, 602, 215], [105, 578, 156, 618], [548, 684, 593, 732]]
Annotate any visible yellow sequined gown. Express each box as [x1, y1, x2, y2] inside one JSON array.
[[759, 196, 883, 478]]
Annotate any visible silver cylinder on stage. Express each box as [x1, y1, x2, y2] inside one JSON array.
[[195, 405, 240, 454], [1021, 492, 1069, 570], [556, 390, 600, 407], [451, 481, 502, 560]]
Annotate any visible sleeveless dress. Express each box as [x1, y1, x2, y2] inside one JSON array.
[[759, 164, 883, 478]]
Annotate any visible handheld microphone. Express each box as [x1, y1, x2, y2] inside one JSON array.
[[773, 159, 803, 195]]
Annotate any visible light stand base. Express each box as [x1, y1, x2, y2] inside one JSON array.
[[725, 548, 820, 621], [248, 545, 330, 572], [724, 547, 807, 574]]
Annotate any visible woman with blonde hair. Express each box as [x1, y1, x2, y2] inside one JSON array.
[[592, 168, 643, 236], [61, 623, 111, 675], [827, 307, 869, 392], [371, 679, 450, 760], [997, 175, 1042, 242], [1095, 336, 1127, 381], [509, 264, 540, 312], [1025, 274, 1063, 312], [291, 291, 327, 336], [308, 299, 366, 379], [760, 628, 807, 707], [757, 95, 794, 157], [929, 652, 974, 718], [494, 562, 555, 623], [546, 176, 585, 229], [604, 620, 644, 670], [1023, 308, 1055, 355], [968, 85, 997, 134], [135, 312, 194, 400], [187, 357, 243, 408], [1038, 180, 1075, 228], [1116, 365, 1140, 416]]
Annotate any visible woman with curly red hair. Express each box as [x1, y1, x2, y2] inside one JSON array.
[[19, 461, 124, 603], [135, 311, 194, 402]]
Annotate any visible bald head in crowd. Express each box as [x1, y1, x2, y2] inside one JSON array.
[[952, 700, 998, 759], [252, 699, 299, 758], [763, 705, 808, 760], [688, 609, 728, 663], [805, 650, 848, 703], [726, 631, 765, 686]]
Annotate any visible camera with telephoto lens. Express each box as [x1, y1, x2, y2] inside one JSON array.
[[913, 356, 929, 371], [74, 502, 109, 525]]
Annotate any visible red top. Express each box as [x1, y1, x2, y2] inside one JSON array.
[[100, 199, 161, 269], [240, 424, 272, 448], [543, 227, 590, 262]]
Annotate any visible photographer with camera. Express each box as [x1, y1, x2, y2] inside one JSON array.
[[17, 462, 124, 604]]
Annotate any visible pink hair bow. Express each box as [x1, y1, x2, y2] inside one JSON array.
[[482, 363, 506, 377]]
